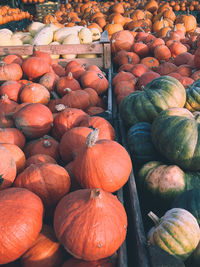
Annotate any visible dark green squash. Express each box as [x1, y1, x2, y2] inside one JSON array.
[[151, 107, 200, 171], [172, 189, 200, 225], [185, 79, 200, 111], [119, 76, 186, 128], [137, 161, 200, 205], [127, 122, 162, 168]]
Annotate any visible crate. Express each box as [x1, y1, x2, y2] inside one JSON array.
[[36, 2, 61, 22]]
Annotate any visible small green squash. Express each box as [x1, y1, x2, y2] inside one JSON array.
[[138, 161, 200, 205], [147, 208, 200, 261], [172, 189, 200, 225], [119, 76, 186, 128], [151, 107, 200, 171], [127, 122, 162, 168], [185, 79, 200, 112]]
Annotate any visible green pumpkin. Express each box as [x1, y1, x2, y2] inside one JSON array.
[[151, 107, 200, 171], [147, 208, 200, 261], [172, 189, 200, 225], [138, 161, 200, 205], [127, 122, 162, 168], [185, 79, 200, 112], [189, 240, 200, 267], [119, 76, 186, 128]]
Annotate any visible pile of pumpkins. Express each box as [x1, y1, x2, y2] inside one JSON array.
[[0, 5, 30, 25], [110, 11, 200, 267], [0, 50, 133, 266], [40, 0, 198, 39]]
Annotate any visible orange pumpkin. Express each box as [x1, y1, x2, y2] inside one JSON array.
[[13, 103, 53, 139], [14, 163, 71, 210], [0, 127, 25, 149], [80, 71, 109, 95], [25, 154, 56, 168], [54, 188, 127, 260], [21, 225, 66, 267], [52, 107, 89, 140], [56, 72, 82, 97], [110, 30, 135, 53], [19, 83, 50, 105], [0, 187, 43, 265], [73, 129, 132, 192]]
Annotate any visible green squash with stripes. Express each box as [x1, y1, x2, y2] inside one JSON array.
[[147, 208, 200, 261], [119, 76, 186, 128], [138, 161, 200, 204], [172, 189, 200, 225], [151, 107, 200, 171], [185, 79, 200, 111]]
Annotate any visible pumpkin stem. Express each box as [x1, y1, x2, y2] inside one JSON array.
[[90, 188, 101, 199], [148, 211, 160, 226], [1, 94, 8, 100], [67, 72, 73, 78], [43, 140, 52, 147], [86, 128, 99, 148], [63, 88, 72, 93], [55, 104, 66, 111]]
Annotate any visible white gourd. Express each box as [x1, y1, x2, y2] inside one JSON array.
[[28, 22, 45, 36], [89, 28, 101, 41], [62, 34, 80, 59], [49, 41, 60, 59], [10, 37, 23, 46], [53, 26, 84, 43], [33, 26, 53, 45], [78, 27, 93, 44]]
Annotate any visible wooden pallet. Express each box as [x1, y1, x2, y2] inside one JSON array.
[[0, 31, 111, 69]]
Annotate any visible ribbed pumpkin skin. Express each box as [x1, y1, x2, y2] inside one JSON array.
[[0, 187, 43, 264], [59, 127, 93, 163], [151, 107, 200, 171], [21, 225, 65, 267], [185, 79, 200, 112], [127, 122, 161, 167], [79, 116, 115, 140], [138, 161, 185, 202], [14, 163, 71, 209], [14, 104, 53, 139], [23, 136, 60, 161], [119, 76, 186, 128], [0, 145, 16, 189], [172, 189, 200, 225], [147, 208, 200, 261], [54, 188, 127, 261], [73, 139, 132, 193]]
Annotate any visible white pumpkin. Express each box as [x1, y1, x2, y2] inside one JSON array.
[[10, 37, 23, 46], [33, 25, 53, 45], [28, 21, 45, 37], [89, 28, 101, 41], [48, 23, 63, 33], [12, 31, 25, 40], [0, 36, 12, 46], [78, 27, 93, 44], [0, 29, 13, 45], [0, 29, 13, 37], [53, 26, 83, 43], [22, 33, 33, 45], [77, 54, 97, 58], [62, 34, 80, 59], [49, 41, 60, 59]]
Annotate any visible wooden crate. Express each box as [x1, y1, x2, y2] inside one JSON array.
[[36, 2, 61, 22], [0, 31, 111, 69]]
